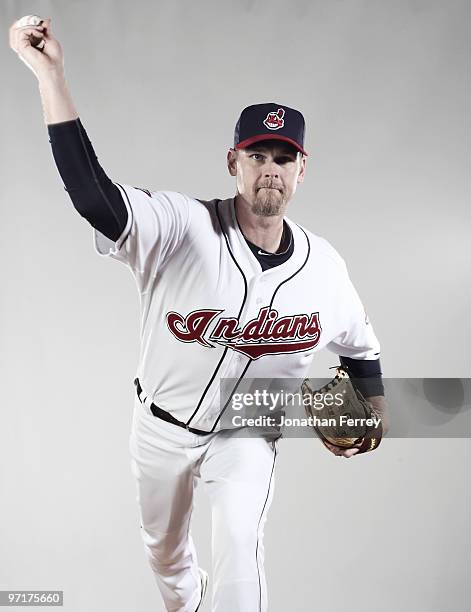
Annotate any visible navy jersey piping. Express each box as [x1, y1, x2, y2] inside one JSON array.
[[113, 183, 134, 247], [256, 443, 277, 610], [209, 222, 312, 432], [209, 360, 252, 431], [268, 223, 310, 309], [185, 199, 248, 428]]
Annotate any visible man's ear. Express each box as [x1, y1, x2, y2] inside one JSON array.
[[227, 148, 238, 177], [297, 155, 307, 184]]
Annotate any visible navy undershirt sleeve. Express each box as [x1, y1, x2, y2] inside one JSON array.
[[339, 356, 385, 397], [47, 118, 128, 241]]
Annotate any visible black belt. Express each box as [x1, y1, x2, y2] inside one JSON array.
[[133, 378, 213, 436]]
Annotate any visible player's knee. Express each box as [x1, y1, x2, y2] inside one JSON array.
[[221, 520, 259, 553], [214, 523, 264, 581], [140, 527, 188, 564]]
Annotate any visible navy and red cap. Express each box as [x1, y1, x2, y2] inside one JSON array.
[[234, 103, 308, 156]]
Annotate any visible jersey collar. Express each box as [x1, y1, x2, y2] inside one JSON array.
[[217, 197, 310, 282]]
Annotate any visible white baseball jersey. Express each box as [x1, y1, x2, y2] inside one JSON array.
[[93, 184, 380, 432]]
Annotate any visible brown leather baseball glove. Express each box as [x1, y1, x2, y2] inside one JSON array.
[[301, 366, 383, 455]]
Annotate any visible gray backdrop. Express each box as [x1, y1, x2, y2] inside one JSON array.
[[1, 0, 470, 610]]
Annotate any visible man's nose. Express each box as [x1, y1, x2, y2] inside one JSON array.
[[264, 161, 280, 178]]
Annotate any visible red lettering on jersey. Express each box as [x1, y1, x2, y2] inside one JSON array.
[[211, 318, 239, 340], [166, 309, 222, 348], [270, 317, 294, 340], [289, 313, 321, 339], [240, 307, 270, 340], [166, 307, 322, 359], [222, 339, 318, 359]]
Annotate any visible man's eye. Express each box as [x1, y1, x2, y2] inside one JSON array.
[[250, 153, 264, 161]]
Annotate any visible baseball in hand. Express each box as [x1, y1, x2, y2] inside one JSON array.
[[16, 15, 46, 50]]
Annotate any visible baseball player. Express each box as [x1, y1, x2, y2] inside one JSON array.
[[10, 15, 388, 612]]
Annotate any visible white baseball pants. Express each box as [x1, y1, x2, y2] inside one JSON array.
[[129, 396, 279, 612]]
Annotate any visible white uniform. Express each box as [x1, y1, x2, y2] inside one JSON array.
[[93, 184, 380, 611]]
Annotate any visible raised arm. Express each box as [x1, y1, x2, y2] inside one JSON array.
[[9, 15, 127, 241], [9, 16, 77, 123]]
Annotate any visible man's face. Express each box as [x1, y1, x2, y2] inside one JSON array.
[[227, 141, 306, 217]]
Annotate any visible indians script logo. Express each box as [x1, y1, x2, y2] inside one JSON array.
[[166, 307, 321, 359], [263, 108, 285, 131]]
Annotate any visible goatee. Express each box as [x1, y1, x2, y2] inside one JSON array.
[[251, 187, 287, 217]]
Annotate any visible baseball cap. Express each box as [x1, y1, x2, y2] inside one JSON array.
[[234, 103, 308, 156]]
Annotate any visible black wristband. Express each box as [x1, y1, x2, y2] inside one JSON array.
[[339, 356, 385, 397]]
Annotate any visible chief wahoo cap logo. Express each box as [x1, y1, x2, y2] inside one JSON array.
[[263, 108, 285, 130]]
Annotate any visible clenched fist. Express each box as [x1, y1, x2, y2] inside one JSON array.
[[9, 15, 64, 79]]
